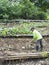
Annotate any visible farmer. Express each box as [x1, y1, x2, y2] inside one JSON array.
[[31, 27, 43, 51]]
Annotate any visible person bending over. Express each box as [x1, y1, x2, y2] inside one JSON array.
[[31, 27, 43, 51]]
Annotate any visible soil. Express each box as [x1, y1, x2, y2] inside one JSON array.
[[0, 58, 49, 65], [0, 22, 49, 65], [0, 36, 49, 53]]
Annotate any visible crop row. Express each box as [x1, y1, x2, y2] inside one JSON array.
[[0, 27, 32, 36]]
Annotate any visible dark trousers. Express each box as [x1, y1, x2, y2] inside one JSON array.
[[36, 39, 43, 51]]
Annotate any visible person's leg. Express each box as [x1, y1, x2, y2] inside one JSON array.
[[36, 40, 40, 51], [40, 39, 43, 51]]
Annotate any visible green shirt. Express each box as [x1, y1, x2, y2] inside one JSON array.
[[33, 30, 42, 40]]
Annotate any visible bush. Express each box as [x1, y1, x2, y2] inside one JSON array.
[[0, 0, 48, 20]]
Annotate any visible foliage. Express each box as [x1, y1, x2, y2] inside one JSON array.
[[0, 26, 31, 36], [0, 28, 9, 36], [41, 52, 48, 57], [46, 9, 49, 20], [0, 21, 49, 36], [0, 0, 22, 19], [30, 0, 49, 11], [0, 0, 48, 20]]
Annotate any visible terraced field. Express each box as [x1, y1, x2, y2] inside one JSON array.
[[0, 21, 49, 65]]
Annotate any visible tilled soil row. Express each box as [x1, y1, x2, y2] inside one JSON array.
[[0, 36, 49, 52], [0, 35, 49, 65]]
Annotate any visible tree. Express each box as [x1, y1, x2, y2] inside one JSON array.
[[30, 0, 49, 11]]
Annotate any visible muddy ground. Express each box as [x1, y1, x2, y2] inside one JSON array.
[[0, 56, 49, 65], [0, 22, 49, 65], [0, 36, 49, 53], [0, 36, 49, 65]]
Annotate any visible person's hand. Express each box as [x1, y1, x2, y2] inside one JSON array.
[[31, 41, 36, 43]]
